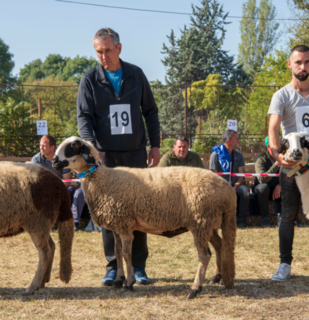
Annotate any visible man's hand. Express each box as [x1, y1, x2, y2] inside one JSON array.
[[272, 184, 281, 200], [96, 149, 105, 165], [148, 147, 161, 167], [278, 153, 298, 167], [232, 185, 238, 193]]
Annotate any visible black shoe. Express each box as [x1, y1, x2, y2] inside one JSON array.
[[261, 217, 271, 228], [237, 220, 247, 228], [74, 223, 80, 232]]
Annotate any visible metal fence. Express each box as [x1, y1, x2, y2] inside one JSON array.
[[0, 82, 283, 157]]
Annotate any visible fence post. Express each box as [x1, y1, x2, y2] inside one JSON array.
[[264, 116, 268, 137], [185, 85, 187, 135], [160, 130, 162, 145], [198, 116, 201, 146], [38, 98, 42, 120]]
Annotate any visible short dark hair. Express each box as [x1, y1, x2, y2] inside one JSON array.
[[174, 135, 189, 145], [41, 135, 56, 148], [290, 45, 309, 55], [222, 130, 237, 144]]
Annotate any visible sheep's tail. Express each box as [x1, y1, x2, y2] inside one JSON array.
[[220, 202, 236, 289], [57, 188, 74, 283]]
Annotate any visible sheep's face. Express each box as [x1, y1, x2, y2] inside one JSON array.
[[279, 133, 309, 162], [52, 136, 100, 173]]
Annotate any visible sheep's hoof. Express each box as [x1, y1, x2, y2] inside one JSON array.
[[210, 274, 222, 284], [186, 286, 202, 299], [114, 281, 124, 288], [123, 284, 134, 292]]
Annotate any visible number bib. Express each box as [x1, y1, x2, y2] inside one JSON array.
[[296, 106, 309, 135], [109, 104, 133, 135]]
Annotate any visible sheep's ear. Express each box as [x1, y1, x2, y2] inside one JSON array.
[[64, 140, 82, 158], [300, 135, 309, 149], [278, 139, 289, 154], [81, 144, 96, 165]]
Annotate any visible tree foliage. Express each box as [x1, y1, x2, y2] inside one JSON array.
[[19, 54, 98, 84], [246, 50, 290, 134], [237, 0, 280, 74], [288, 0, 309, 47], [162, 0, 248, 85]]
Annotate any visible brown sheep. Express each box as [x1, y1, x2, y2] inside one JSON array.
[[0, 162, 74, 294], [53, 137, 236, 299]]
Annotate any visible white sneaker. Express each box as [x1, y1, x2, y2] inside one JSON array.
[[271, 263, 291, 282]]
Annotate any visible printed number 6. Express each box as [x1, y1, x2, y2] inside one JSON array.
[[302, 113, 309, 128]]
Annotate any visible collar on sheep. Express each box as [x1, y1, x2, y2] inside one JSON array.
[[76, 160, 102, 178], [286, 152, 309, 180]]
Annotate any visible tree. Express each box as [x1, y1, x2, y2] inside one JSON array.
[[162, 0, 246, 85], [246, 50, 290, 135], [19, 54, 98, 84], [288, 0, 309, 48], [237, 0, 280, 74], [0, 38, 16, 84]]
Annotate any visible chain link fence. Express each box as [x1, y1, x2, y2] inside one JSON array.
[[0, 83, 281, 157]]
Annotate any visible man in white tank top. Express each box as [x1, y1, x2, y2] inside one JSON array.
[[268, 45, 309, 281]]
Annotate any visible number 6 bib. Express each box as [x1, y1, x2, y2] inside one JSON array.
[[296, 106, 309, 135], [109, 104, 133, 135]]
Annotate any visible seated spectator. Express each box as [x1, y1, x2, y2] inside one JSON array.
[[158, 135, 204, 168], [253, 136, 281, 228], [72, 187, 91, 231], [31, 135, 83, 230], [210, 130, 250, 228]]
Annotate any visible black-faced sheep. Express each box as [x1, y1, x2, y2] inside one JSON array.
[[279, 132, 309, 217], [53, 137, 236, 299], [0, 162, 74, 294]]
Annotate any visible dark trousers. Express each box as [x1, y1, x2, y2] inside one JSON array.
[[279, 167, 301, 265], [101, 148, 148, 272], [236, 185, 250, 221], [254, 183, 278, 218]]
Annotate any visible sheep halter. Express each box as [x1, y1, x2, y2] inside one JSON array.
[[76, 160, 102, 178], [286, 152, 309, 180]]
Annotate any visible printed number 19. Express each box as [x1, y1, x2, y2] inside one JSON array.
[[112, 111, 129, 127]]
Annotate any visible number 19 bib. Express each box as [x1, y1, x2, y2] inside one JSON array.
[[296, 106, 309, 135], [109, 104, 133, 135]]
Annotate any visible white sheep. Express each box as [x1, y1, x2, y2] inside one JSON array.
[[53, 137, 236, 299], [278, 132, 309, 217], [0, 162, 74, 294]]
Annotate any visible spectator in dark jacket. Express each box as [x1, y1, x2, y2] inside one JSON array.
[[158, 135, 204, 168], [254, 136, 281, 228]]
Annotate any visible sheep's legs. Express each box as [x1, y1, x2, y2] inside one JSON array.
[[120, 233, 135, 291], [26, 233, 52, 294], [187, 234, 211, 299], [41, 235, 55, 286], [113, 232, 125, 288], [209, 230, 222, 284]]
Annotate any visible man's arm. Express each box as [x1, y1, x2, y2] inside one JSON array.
[[232, 166, 245, 192], [269, 114, 297, 167], [209, 152, 219, 173], [77, 76, 97, 147], [140, 71, 160, 167]]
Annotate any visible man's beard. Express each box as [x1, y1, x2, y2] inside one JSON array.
[[294, 71, 309, 81]]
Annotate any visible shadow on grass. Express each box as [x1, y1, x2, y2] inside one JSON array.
[[1, 276, 309, 301]]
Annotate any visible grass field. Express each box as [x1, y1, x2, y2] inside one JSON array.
[[1, 227, 309, 319]]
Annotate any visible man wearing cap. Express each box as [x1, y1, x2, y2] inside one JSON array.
[[253, 136, 281, 228]]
